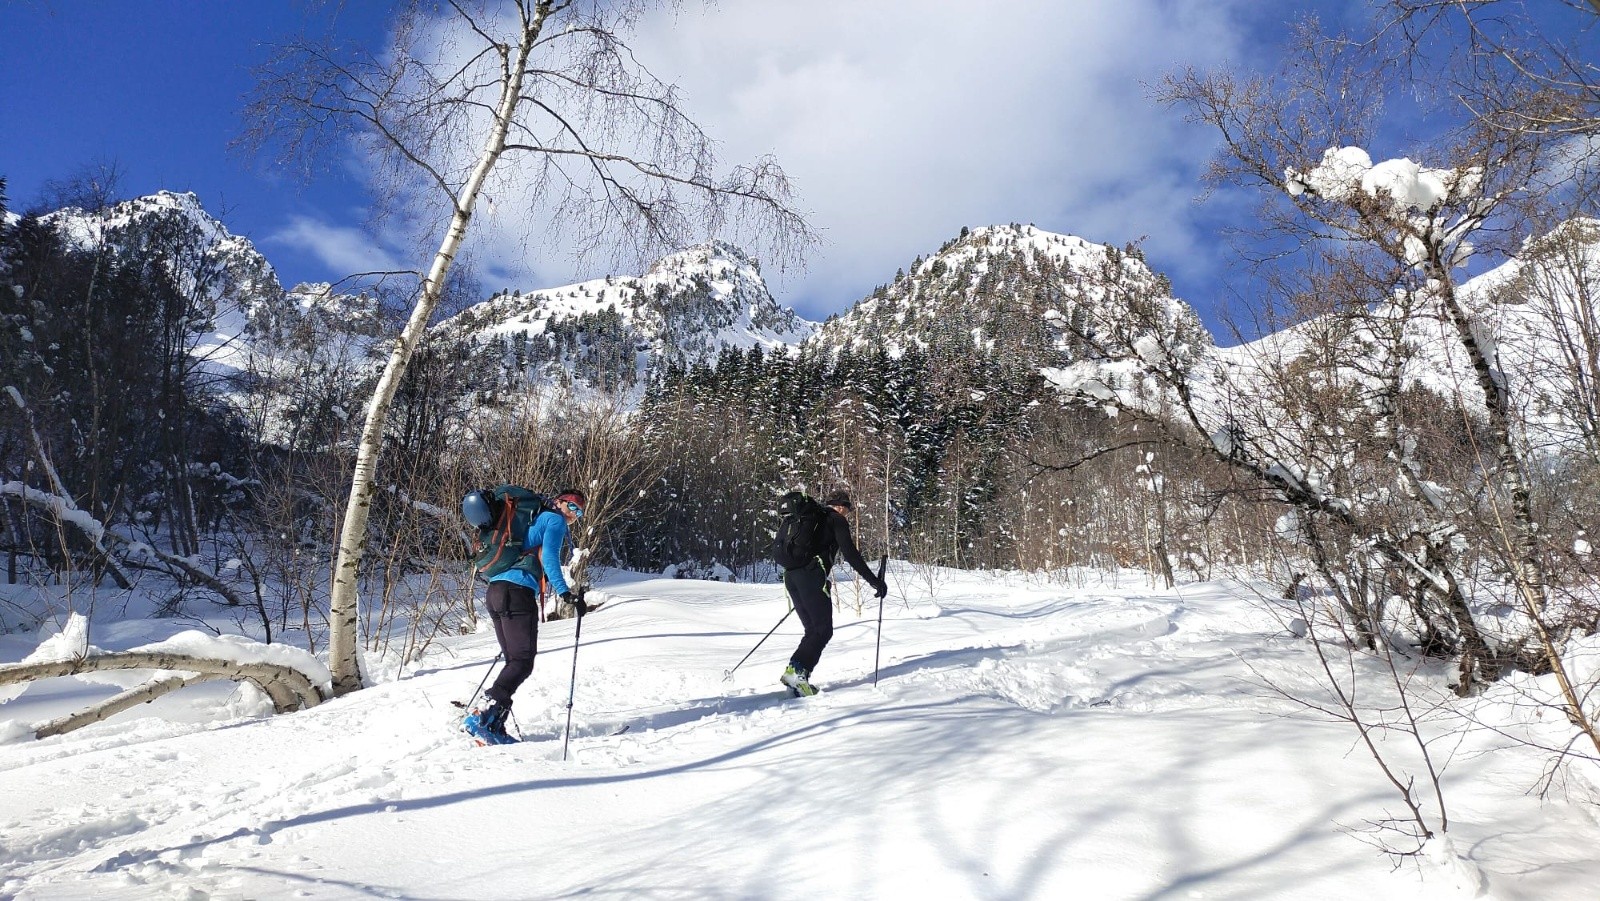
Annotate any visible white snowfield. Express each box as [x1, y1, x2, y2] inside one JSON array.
[[2, 568, 1597, 900]]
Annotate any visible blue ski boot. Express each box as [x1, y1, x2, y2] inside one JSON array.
[[463, 702, 517, 745]]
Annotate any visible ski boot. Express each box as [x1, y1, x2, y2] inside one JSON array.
[[779, 665, 818, 698], [463, 702, 517, 745]]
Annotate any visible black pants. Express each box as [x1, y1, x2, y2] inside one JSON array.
[[484, 580, 540, 707], [784, 561, 833, 674]]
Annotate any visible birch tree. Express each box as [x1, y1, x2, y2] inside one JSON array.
[[245, 0, 812, 694]]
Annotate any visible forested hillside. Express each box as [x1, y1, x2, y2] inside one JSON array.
[[625, 225, 1242, 580]]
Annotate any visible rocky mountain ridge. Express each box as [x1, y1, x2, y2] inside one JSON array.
[[433, 239, 813, 393], [37, 192, 1600, 446]]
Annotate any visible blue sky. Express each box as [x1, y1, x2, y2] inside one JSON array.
[[3, 2, 1368, 335], [3, 2, 392, 276]]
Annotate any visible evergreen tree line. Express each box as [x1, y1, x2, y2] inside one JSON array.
[[618, 339, 1281, 583]]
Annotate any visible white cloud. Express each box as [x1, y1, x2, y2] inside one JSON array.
[[380, 0, 1258, 320], [613, 0, 1255, 318], [267, 215, 409, 279]]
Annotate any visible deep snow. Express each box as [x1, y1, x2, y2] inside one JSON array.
[[2, 566, 1598, 900]]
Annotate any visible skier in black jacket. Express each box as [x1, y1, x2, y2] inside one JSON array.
[[780, 488, 888, 696]]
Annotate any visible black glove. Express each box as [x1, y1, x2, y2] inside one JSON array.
[[562, 591, 587, 617], [873, 579, 888, 599]]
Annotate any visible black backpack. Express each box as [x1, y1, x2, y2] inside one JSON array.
[[772, 491, 831, 570], [468, 485, 555, 579]]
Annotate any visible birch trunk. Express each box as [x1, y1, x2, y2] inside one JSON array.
[[1437, 279, 1600, 747], [326, 9, 545, 696]]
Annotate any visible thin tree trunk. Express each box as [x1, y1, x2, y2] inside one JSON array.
[[327, 9, 543, 695], [1440, 280, 1600, 743], [1434, 282, 1548, 613]]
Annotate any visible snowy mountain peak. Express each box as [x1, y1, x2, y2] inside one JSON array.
[[915, 223, 1108, 276], [644, 238, 761, 278], [117, 189, 211, 222], [42, 190, 234, 257], [26, 192, 388, 423], [433, 240, 814, 392], [813, 222, 1186, 364]]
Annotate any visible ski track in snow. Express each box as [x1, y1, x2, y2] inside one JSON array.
[[0, 572, 1595, 899]]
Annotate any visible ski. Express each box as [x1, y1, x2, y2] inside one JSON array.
[[451, 700, 628, 742], [466, 731, 519, 747]]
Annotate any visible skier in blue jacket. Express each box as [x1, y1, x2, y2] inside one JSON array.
[[467, 488, 588, 744]]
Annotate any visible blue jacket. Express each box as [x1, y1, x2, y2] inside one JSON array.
[[488, 509, 572, 596]]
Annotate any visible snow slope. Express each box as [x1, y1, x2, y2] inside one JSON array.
[[2, 569, 1597, 899]]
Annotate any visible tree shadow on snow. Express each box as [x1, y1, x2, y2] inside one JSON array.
[[142, 697, 1397, 899]]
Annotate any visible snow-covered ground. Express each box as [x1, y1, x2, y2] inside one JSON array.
[[2, 567, 1598, 900]]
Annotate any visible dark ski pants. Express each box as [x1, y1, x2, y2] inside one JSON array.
[[784, 561, 833, 674], [485, 580, 540, 707]]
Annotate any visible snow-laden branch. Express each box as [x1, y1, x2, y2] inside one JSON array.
[[31, 672, 222, 739], [0, 480, 255, 609], [1286, 146, 1488, 271], [4, 386, 133, 589]]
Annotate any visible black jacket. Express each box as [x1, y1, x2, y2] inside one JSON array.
[[820, 510, 882, 588]]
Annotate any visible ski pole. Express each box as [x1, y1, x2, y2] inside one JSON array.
[[872, 555, 888, 685], [561, 587, 586, 761], [723, 608, 793, 681], [464, 652, 502, 715]]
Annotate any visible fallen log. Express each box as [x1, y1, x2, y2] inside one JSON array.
[[0, 651, 325, 739], [32, 672, 224, 739]]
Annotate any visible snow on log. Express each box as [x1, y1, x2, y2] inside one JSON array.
[[0, 650, 325, 739]]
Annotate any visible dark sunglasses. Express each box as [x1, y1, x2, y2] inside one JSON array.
[[564, 501, 585, 518]]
